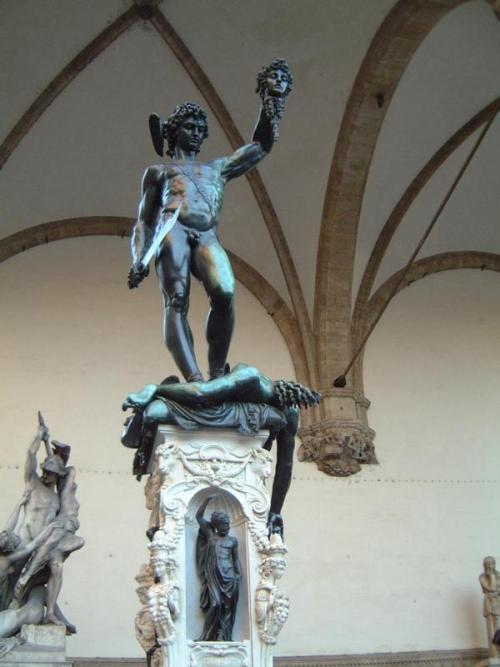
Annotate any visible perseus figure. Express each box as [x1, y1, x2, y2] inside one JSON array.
[[128, 60, 293, 382], [195, 496, 241, 641]]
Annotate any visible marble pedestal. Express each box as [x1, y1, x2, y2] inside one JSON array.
[[135, 425, 289, 667], [0, 624, 70, 667]]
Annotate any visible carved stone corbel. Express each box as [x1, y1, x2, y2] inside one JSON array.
[[298, 385, 376, 476]]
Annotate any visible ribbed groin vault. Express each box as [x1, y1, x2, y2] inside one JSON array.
[[1, 0, 499, 661]]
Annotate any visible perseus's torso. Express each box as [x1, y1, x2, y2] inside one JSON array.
[[158, 160, 225, 232]]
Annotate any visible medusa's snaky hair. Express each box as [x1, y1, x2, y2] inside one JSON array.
[[163, 102, 209, 157], [272, 380, 321, 410], [256, 58, 293, 99]]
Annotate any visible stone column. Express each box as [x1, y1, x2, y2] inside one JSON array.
[[135, 425, 289, 667]]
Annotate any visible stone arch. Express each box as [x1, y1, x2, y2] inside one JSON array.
[[352, 98, 500, 342], [314, 0, 468, 390], [353, 251, 500, 393]]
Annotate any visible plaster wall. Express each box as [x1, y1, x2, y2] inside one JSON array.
[[0, 242, 499, 658]]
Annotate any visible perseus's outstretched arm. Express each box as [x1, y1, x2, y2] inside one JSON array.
[[252, 104, 275, 153], [220, 104, 275, 181], [220, 141, 268, 181]]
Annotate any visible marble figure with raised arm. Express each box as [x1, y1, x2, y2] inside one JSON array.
[[0, 414, 84, 657]]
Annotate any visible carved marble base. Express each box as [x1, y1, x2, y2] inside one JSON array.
[[135, 426, 289, 667], [0, 623, 69, 666]]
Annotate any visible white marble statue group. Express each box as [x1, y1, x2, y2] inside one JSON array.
[[0, 414, 84, 658]]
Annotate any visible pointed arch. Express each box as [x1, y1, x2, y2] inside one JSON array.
[[313, 0, 467, 388], [351, 251, 500, 393], [0, 6, 141, 169], [363, 251, 500, 335], [352, 98, 500, 342]]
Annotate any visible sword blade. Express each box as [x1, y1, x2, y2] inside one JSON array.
[[141, 203, 182, 268]]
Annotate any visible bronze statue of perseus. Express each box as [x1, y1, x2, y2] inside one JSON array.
[[128, 60, 293, 382]]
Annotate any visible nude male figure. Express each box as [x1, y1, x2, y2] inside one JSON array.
[[128, 60, 293, 382]]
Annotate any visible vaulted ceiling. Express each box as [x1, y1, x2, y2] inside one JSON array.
[[1, 0, 499, 407]]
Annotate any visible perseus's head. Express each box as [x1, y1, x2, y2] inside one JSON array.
[[256, 59, 293, 99], [164, 102, 209, 157]]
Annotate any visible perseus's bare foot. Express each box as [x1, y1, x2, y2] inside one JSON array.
[[42, 613, 65, 626], [123, 384, 158, 409]]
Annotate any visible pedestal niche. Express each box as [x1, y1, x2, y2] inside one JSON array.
[[135, 425, 289, 667]]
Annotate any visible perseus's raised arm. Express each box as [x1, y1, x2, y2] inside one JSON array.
[[221, 58, 292, 181], [220, 101, 276, 182], [220, 141, 268, 182]]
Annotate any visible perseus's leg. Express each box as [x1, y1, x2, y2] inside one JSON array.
[[192, 237, 235, 379], [156, 227, 203, 382]]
